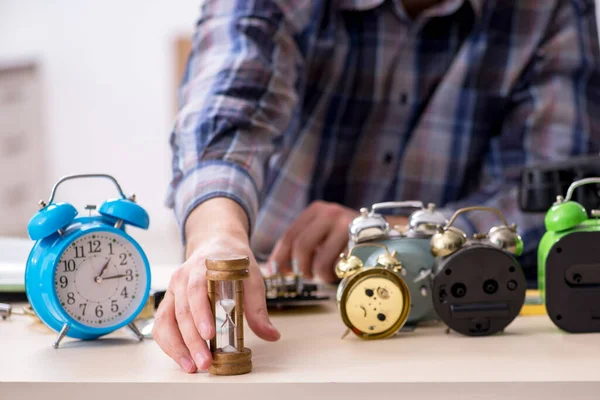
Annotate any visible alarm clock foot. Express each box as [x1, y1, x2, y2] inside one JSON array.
[[341, 329, 351, 340], [444, 327, 451, 335], [53, 324, 70, 349], [127, 322, 144, 341]]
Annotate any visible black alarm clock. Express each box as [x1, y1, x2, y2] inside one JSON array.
[[429, 206, 526, 336]]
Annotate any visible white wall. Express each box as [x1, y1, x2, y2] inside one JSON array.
[[0, 0, 202, 265]]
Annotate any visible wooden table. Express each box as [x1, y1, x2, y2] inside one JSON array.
[[2, 291, 600, 399]]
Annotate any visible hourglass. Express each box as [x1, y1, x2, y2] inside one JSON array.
[[206, 255, 252, 375]]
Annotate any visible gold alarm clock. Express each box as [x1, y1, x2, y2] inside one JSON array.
[[336, 243, 411, 340]]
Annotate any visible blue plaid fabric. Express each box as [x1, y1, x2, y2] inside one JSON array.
[[168, 0, 600, 270]]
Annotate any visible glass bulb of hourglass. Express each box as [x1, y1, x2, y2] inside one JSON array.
[[219, 298, 237, 353], [220, 298, 236, 315]]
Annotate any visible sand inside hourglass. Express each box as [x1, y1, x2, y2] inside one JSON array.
[[219, 298, 237, 353]]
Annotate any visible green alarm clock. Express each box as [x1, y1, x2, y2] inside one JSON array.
[[25, 174, 151, 348], [538, 177, 600, 332]]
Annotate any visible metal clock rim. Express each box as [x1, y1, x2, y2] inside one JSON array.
[[339, 267, 411, 340]]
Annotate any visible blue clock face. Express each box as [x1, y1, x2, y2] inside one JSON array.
[[54, 231, 148, 328]]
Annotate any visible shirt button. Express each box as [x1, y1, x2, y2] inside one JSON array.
[[400, 92, 408, 105], [383, 152, 394, 165]]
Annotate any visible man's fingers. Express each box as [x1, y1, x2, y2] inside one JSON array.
[[152, 291, 197, 373], [269, 239, 292, 273], [268, 203, 321, 271], [174, 280, 212, 371], [313, 220, 350, 282], [244, 272, 280, 341], [187, 265, 215, 341], [291, 217, 331, 278]]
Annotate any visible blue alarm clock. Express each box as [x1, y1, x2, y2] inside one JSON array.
[[25, 174, 151, 348]]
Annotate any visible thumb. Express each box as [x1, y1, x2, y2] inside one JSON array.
[[243, 274, 281, 341]]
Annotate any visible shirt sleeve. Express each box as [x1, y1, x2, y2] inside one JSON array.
[[437, 0, 600, 262], [166, 0, 307, 241]]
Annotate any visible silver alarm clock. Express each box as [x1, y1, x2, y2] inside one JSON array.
[[343, 201, 447, 326]]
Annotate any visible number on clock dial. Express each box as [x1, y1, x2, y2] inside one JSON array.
[[54, 232, 146, 327]]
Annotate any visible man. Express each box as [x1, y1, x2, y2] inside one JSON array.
[[155, 0, 600, 372]]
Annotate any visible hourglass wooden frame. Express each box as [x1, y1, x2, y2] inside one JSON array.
[[206, 255, 252, 375]]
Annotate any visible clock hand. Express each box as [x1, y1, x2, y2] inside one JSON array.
[[94, 259, 112, 283], [101, 274, 127, 280], [360, 305, 367, 317], [99, 259, 111, 277]]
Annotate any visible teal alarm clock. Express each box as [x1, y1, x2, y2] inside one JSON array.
[[25, 174, 151, 348]]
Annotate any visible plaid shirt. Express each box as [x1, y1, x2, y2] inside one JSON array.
[[168, 0, 600, 270]]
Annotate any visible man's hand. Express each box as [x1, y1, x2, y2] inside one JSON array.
[[152, 199, 280, 373], [268, 201, 359, 283]]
